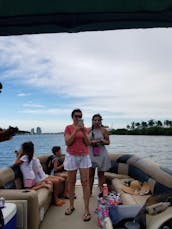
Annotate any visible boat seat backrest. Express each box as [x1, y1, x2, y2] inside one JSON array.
[[10, 164, 24, 189], [37, 154, 65, 174], [0, 164, 24, 189], [108, 154, 172, 195], [0, 167, 14, 188], [37, 154, 51, 174], [0, 165, 23, 189]]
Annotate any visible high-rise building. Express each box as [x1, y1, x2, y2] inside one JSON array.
[[36, 127, 42, 135], [31, 128, 35, 134]]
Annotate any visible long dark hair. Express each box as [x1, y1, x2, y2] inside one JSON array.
[[91, 114, 104, 139], [22, 141, 34, 163], [92, 114, 103, 128]]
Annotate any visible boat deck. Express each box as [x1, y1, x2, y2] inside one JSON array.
[[39, 182, 100, 229]]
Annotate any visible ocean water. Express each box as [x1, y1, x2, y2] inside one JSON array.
[[0, 134, 172, 169]]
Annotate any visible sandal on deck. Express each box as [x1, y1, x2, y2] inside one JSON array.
[[83, 213, 91, 222], [65, 207, 75, 215], [64, 195, 77, 199]]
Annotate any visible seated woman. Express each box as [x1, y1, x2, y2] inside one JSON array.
[[15, 141, 65, 206], [32, 156, 66, 206]]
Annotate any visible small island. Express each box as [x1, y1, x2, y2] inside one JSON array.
[[109, 119, 172, 136]]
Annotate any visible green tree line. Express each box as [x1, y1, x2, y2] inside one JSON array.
[[109, 119, 172, 136]]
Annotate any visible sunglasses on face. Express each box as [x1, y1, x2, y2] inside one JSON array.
[[93, 119, 101, 122], [74, 115, 82, 118]]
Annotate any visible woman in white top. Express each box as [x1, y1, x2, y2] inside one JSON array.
[[15, 142, 36, 188], [15, 141, 65, 206]]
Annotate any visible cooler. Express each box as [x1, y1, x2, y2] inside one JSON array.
[[1, 203, 16, 229]]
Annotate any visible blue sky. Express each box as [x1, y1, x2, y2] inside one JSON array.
[[1, 28, 172, 133]]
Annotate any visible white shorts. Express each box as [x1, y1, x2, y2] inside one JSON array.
[[64, 153, 92, 171]]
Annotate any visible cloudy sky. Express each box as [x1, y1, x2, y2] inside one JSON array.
[[0, 27, 172, 133]]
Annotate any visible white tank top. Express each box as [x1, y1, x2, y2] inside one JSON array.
[[32, 157, 48, 183], [20, 155, 35, 181]]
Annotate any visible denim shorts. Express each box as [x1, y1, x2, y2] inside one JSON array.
[[64, 153, 92, 170]]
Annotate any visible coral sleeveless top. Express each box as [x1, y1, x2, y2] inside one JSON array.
[[64, 125, 88, 156]]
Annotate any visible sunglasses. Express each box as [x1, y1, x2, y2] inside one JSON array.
[[74, 115, 82, 118]]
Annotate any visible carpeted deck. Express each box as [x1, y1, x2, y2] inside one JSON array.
[[39, 183, 100, 229]]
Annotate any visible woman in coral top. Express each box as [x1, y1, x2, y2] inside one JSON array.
[[64, 108, 92, 221]]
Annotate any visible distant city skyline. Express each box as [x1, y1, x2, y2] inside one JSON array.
[[30, 127, 42, 134]]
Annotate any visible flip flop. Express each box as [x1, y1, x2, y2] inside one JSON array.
[[65, 207, 75, 215], [83, 213, 91, 222], [64, 195, 77, 199]]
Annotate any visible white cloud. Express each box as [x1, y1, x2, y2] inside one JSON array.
[[23, 103, 45, 108], [17, 92, 31, 97], [1, 28, 172, 131]]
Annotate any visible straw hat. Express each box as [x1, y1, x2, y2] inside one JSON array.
[[122, 180, 150, 195]]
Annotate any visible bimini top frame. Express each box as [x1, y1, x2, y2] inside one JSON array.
[[1, 0, 172, 35]]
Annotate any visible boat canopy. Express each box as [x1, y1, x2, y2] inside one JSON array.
[[1, 0, 172, 35]]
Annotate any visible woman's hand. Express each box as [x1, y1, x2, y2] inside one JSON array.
[[65, 124, 85, 146], [91, 139, 101, 145], [100, 139, 105, 145]]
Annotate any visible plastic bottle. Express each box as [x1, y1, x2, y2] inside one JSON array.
[[0, 197, 5, 207], [116, 193, 122, 205], [102, 184, 108, 197]]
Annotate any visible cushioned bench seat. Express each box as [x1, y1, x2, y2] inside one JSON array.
[[0, 154, 65, 229], [111, 177, 151, 206], [104, 154, 172, 229]]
